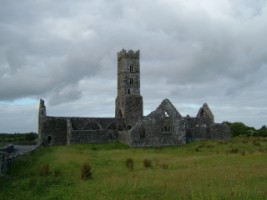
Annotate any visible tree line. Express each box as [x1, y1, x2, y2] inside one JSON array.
[[0, 132, 38, 143], [225, 122, 267, 137]]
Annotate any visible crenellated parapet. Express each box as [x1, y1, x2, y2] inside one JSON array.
[[39, 99, 46, 117], [118, 49, 140, 60]]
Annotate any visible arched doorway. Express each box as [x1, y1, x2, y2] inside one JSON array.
[[47, 136, 52, 145]]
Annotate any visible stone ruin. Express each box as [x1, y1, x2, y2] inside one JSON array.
[[38, 49, 230, 147]]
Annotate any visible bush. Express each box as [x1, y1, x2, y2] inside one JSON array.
[[81, 163, 92, 180], [126, 158, 134, 171], [39, 164, 50, 176], [143, 159, 152, 168]]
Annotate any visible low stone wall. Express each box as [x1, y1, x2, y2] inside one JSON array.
[[118, 131, 131, 145], [0, 145, 39, 174], [0, 144, 14, 153], [0, 151, 9, 173]]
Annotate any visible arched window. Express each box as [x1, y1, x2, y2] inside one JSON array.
[[200, 109, 205, 117], [161, 126, 171, 132]]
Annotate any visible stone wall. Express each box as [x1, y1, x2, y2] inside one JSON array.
[[0, 144, 14, 153], [41, 117, 68, 146], [210, 123, 231, 140], [69, 130, 118, 144], [118, 131, 131, 146], [185, 117, 230, 142], [39, 114, 123, 146], [127, 99, 186, 147], [0, 151, 9, 173], [0, 145, 39, 174]]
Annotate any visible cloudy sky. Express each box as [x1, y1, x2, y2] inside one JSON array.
[[0, 0, 267, 133]]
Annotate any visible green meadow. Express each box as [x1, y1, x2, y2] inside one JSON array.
[[1, 137, 267, 200]]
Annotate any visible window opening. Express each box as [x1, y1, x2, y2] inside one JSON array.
[[164, 111, 169, 117], [130, 66, 133, 72], [130, 79, 133, 85], [128, 89, 131, 94], [47, 136, 52, 144], [161, 126, 171, 132], [140, 128, 146, 139]]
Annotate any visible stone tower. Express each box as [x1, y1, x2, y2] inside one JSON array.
[[38, 99, 46, 144], [115, 49, 143, 128]]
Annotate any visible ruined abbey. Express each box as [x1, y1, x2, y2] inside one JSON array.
[[38, 49, 230, 147]]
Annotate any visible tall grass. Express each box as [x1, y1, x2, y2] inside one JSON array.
[[0, 137, 267, 199]]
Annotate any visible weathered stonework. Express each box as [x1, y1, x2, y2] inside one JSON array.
[[38, 49, 230, 147]]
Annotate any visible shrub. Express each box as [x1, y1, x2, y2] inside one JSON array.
[[39, 164, 50, 176], [81, 163, 92, 180], [143, 159, 152, 168], [126, 158, 134, 171]]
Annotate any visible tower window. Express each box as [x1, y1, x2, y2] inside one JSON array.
[[128, 89, 131, 94], [130, 66, 133, 72], [130, 79, 133, 85]]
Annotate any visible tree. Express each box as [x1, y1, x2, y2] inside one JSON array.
[[24, 132, 38, 141], [255, 125, 267, 137], [229, 122, 251, 136]]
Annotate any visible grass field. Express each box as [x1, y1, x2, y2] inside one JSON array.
[[0, 137, 267, 200]]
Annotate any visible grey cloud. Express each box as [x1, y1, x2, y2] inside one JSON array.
[[0, 0, 267, 132]]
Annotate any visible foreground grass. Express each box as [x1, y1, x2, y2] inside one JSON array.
[[0, 137, 267, 200]]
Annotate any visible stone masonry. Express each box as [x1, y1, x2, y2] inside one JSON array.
[[38, 49, 230, 147]]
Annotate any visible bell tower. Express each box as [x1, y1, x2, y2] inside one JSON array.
[[115, 49, 143, 127]]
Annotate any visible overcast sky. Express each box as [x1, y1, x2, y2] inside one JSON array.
[[0, 0, 267, 133]]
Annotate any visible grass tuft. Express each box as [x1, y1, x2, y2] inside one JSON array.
[[143, 159, 152, 169], [160, 163, 169, 169], [53, 168, 61, 177], [125, 158, 134, 171], [228, 148, 239, 154], [39, 164, 50, 176], [80, 163, 92, 180]]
